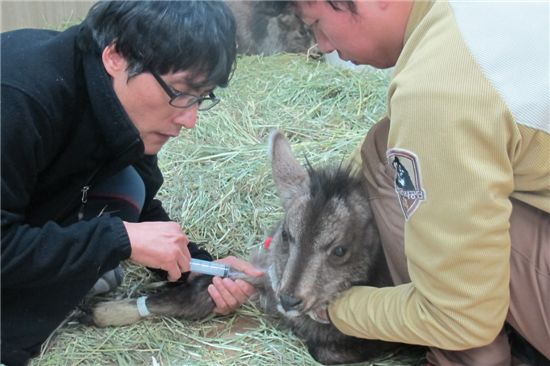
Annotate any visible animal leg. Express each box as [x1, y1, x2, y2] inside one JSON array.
[[88, 275, 215, 327]]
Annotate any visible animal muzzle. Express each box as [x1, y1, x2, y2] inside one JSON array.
[[279, 293, 303, 312], [278, 293, 330, 324]]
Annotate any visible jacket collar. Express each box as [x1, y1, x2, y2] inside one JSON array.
[[82, 48, 144, 159]]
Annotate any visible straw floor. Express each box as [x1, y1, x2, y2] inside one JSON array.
[[30, 54, 424, 366]]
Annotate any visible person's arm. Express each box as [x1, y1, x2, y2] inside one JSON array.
[[1, 87, 192, 287], [330, 98, 515, 349], [132, 156, 213, 265], [1, 86, 132, 288], [329, 110, 514, 349], [328, 20, 516, 348]]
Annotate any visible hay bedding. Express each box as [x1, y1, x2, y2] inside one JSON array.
[[29, 55, 422, 365]]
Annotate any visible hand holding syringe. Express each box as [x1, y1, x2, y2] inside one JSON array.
[[190, 257, 265, 316]]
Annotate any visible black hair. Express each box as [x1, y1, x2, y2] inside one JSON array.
[[305, 157, 360, 215], [78, 0, 237, 88]]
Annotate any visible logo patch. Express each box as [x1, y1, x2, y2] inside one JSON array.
[[387, 149, 426, 220]]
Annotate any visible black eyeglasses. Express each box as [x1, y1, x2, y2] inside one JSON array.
[[149, 70, 220, 111]]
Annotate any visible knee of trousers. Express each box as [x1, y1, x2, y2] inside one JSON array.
[[84, 165, 146, 222]]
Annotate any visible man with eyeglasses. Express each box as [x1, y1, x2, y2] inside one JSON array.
[[1, 2, 263, 365]]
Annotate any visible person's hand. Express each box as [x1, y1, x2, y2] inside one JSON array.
[[124, 221, 190, 282], [207, 256, 264, 315]]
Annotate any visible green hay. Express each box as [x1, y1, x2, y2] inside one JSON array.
[[30, 54, 423, 366]]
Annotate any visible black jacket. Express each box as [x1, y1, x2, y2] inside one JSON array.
[[1, 26, 209, 290]]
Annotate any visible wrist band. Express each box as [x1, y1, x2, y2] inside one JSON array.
[[136, 296, 151, 317]]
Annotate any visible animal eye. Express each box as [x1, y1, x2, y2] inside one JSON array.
[[332, 246, 347, 257]]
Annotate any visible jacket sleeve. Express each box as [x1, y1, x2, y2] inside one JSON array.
[[328, 5, 517, 349], [328, 92, 515, 349], [1, 85, 132, 288], [140, 198, 171, 222]]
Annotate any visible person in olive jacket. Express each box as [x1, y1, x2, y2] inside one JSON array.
[[0, 2, 262, 365]]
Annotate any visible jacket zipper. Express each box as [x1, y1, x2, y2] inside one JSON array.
[[77, 185, 90, 220], [54, 138, 141, 222]]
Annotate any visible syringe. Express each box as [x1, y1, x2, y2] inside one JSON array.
[[189, 258, 236, 277]]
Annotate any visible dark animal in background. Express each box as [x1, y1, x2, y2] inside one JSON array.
[[226, 1, 317, 56], [86, 132, 408, 365]]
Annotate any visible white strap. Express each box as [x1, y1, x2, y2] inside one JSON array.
[[136, 296, 151, 317]]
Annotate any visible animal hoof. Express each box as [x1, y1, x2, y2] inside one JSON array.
[[89, 299, 142, 327]]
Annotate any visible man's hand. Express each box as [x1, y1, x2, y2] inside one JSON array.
[[124, 221, 191, 282], [207, 256, 264, 315]]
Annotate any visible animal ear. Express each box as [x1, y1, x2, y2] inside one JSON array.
[[269, 131, 310, 210]]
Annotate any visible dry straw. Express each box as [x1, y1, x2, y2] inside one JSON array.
[[31, 54, 423, 366]]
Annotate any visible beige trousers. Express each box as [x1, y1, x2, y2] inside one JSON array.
[[361, 117, 550, 365]]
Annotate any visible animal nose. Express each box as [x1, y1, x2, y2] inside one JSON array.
[[279, 293, 302, 311]]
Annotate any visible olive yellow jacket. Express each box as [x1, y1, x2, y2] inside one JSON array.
[[330, 0, 549, 350]]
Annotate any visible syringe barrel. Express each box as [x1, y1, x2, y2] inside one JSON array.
[[189, 258, 229, 277]]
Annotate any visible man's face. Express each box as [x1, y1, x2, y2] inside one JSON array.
[[294, 0, 412, 68], [103, 45, 212, 155]]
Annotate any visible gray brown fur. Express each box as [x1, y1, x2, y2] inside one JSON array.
[[86, 131, 406, 364], [225, 1, 317, 56]]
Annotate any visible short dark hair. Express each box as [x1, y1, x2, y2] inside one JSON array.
[[78, 0, 237, 89]]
